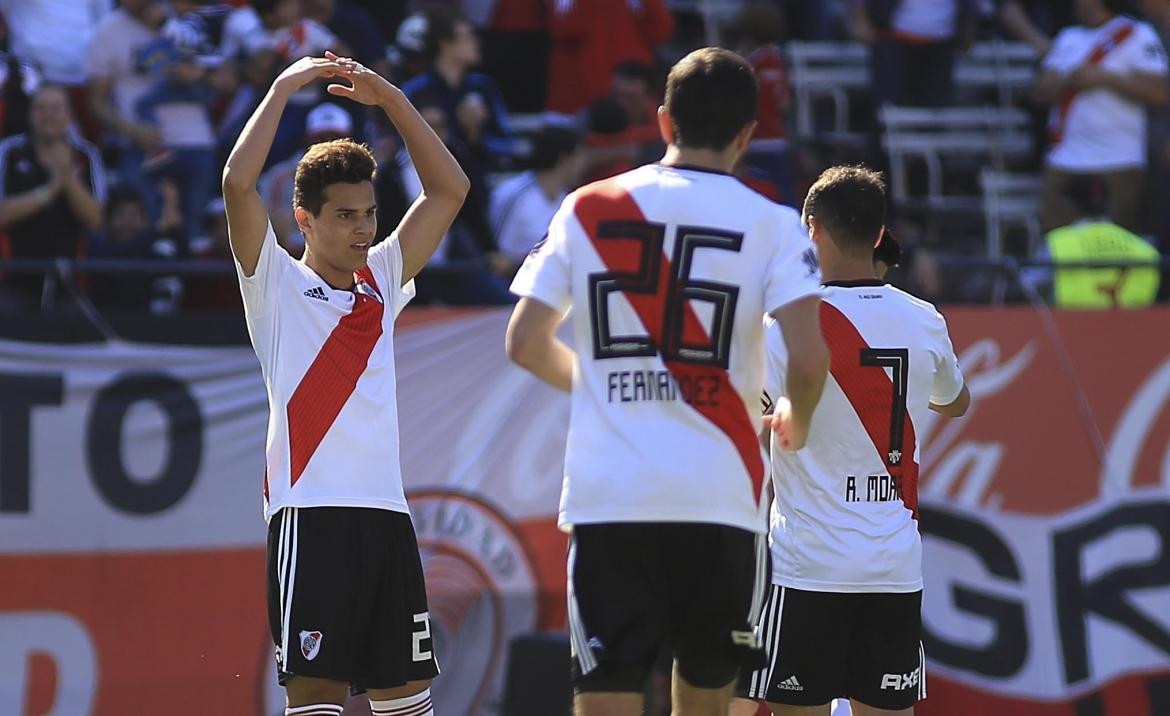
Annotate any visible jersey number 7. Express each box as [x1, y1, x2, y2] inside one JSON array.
[[859, 348, 909, 466], [587, 220, 743, 368]]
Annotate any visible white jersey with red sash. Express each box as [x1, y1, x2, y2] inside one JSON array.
[[510, 163, 822, 534], [1043, 16, 1167, 171], [762, 281, 964, 592], [234, 222, 416, 520]]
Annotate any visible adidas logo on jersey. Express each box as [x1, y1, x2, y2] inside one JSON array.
[[303, 286, 329, 301], [777, 675, 803, 691]]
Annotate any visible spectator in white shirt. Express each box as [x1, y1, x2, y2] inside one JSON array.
[[490, 124, 584, 264], [1032, 0, 1168, 233]]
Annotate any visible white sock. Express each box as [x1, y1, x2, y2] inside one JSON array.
[[370, 687, 434, 716], [285, 704, 343, 716]]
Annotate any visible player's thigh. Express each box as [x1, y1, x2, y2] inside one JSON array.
[[671, 661, 736, 716], [670, 524, 768, 690], [569, 524, 666, 695], [284, 675, 349, 707], [764, 703, 832, 716], [755, 588, 853, 708], [729, 696, 763, 716], [366, 678, 432, 702], [574, 691, 643, 716], [363, 511, 440, 691], [846, 591, 924, 712]]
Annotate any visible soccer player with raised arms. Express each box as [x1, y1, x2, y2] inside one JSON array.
[[506, 48, 830, 716], [733, 166, 970, 716], [222, 52, 468, 716]]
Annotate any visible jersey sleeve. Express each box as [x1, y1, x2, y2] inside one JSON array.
[[764, 208, 822, 314], [509, 195, 574, 312], [929, 311, 965, 406], [366, 232, 417, 319], [1129, 25, 1169, 75], [233, 221, 294, 317], [1041, 29, 1078, 72]]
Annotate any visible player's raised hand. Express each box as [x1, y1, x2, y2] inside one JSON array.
[[324, 50, 397, 106], [273, 56, 345, 93], [764, 397, 808, 452]]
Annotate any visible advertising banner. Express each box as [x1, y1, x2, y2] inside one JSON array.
[[0, 307, 1167, 715]]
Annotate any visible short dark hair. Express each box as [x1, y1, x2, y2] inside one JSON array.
[[105, 184, 146, 221], [530, 124, 582, 171], [803, 165, 887, 255], [664, 48, 757, 151], [294, 139, 377, 216], [613, 60, 657, 91], [422, 7, 466, 62]]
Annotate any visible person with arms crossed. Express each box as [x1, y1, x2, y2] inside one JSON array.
[[505, 48, 830, 716], [221, 51, 468, 716], [731, 166, 970, 716]]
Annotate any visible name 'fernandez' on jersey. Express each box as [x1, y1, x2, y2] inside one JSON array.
[[511, 163, 822, 534]]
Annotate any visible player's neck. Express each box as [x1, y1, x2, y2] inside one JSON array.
[[302, 248, 355, 290], [661, 144, 737, 174], [820, 255, 878, 284]]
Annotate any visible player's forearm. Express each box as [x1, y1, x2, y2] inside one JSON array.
[[379, 88, 469, 202], [784, 347, 829, 435], [60, 173, 103, 230], [1103, 71, 1169, 106], [222, 83, 293, 194]]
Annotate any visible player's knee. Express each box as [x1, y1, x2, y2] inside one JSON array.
[[367, 678, 432, 701]]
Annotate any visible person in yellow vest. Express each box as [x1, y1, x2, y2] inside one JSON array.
[[1038, 175, 1161, 307]]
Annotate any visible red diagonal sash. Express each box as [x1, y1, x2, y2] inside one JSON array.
[[820, 302, 920, 519], [286, 267, 384, 487], [1051, 21, 1136, 144], [574, 180, 766, 502]]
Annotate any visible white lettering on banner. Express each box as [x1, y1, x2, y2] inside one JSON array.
[[1101, 357, 1170, 496], [921, 492, 1170, 699], [0, 611, 97, 715]]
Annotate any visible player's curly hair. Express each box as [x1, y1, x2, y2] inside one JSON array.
[[294, 139, 376, 216], [802, 165, 887, 255]]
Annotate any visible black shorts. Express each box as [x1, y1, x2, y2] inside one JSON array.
[[266, 506, 440, 690], [737, 586, 925, 710], [568, 522, 768, 693]]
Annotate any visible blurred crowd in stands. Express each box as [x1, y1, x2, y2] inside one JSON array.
[[0, 0, 1166, 315]]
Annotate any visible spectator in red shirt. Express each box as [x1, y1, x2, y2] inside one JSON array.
[[546, 0, 675, 115], [735, 3, 797, 205], [581, 62, 665, 182]]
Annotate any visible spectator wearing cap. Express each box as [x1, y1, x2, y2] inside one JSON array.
[[390, 12, 429, 86], [0, 84, 106, 310], [850, 0, 977, 108], [1033, 0, 1168, 233], [0, 0, 111, 139], [490, 123, 584, 263], [545, 0, 674, 115], [402, 8, 514, 171], [258, 102, 353, 254]]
